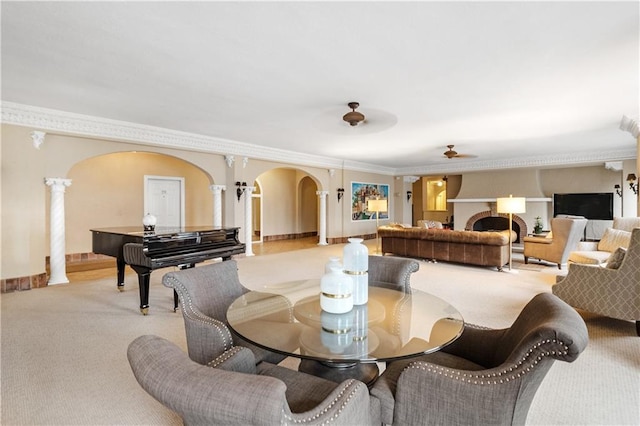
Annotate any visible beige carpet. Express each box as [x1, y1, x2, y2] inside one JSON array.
[[1, 241, 638, 425]]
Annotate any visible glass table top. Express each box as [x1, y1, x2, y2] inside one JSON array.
[[227, 279, 464, 364]]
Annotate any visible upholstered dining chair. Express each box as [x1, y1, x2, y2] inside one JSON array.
[[128, 334, 379, 425], [368, 255, 420, 293], [162, 260, 299, 365], [370, 293, 589, 426], [523, 216, 588, 269]]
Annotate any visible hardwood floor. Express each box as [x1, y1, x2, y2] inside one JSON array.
[[251, 236, 320, 255], [67, 236, 321, 281]]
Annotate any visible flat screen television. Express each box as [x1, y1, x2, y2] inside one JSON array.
[[553, 193, 613, 220]]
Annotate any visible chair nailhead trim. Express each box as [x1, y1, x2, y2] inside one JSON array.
[[405, 338, 570, 385], [164, 277, 233, 350], [207, 346, 243, 368], [283, 379, 363, 424]]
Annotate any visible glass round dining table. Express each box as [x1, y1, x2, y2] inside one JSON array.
[[227, 279, 464, 386]]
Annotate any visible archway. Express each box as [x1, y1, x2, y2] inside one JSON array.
[[65, 151, 214, 255]]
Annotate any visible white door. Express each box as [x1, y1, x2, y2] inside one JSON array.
[[144, 176, 185, 228]]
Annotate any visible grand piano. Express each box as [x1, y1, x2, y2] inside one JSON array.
[[91, 226, 245, 314]]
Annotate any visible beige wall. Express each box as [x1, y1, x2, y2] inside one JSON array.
[[2, 124, 412, 280], [2, 122, 636, 281], [64, 152, 214, 253]]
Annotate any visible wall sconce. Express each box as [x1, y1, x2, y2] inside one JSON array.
[[337, 188, 345, 202], [406, 191, 412, 202], [614, 184, 622, 198], [627, 173, 638, 195], [235, 181, 247, 201]]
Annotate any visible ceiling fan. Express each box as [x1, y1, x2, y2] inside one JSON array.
[[342, 102, 365, 126], [443, 145, 474, 159]]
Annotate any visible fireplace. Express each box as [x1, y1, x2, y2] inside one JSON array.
[[466, 211, 527, 243]]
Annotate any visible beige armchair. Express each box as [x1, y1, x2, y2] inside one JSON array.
[[523, 216, 588, 269], [553, 227, 640, 336], [568, 217, 640, 266]]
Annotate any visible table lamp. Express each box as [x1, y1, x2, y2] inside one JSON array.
[[367, 198, 388, 255], [496, 195, 526, 271]]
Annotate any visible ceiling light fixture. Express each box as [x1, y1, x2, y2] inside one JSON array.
[[343, 102, 365, 126]]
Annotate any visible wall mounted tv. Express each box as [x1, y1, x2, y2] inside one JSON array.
[[553, 193, 613, 220]]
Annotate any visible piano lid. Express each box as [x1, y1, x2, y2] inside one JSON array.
[[91, 226, 238, 236]]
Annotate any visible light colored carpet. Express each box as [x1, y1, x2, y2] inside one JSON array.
[[1, 242, 638, 425]]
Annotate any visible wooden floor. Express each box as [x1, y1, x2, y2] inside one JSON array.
[[67, 236, 321, 281], [251, 236, 320, 255]]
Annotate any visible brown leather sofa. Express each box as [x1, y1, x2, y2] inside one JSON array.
[[378, 225, 514, 270]]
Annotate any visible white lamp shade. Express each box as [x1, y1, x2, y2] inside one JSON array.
[[367, 199, 388, 212], [496, 196, 526, 214]]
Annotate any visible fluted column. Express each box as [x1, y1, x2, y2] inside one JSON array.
[[317, 190, 329, 246], [243, 186, 255, 256], [45, 178, 72, 285], [209, 184, 226, 228]]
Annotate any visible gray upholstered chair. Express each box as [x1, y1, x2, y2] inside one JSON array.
[[368, 255, 420, 293], [162, 260, 299, 365], [523, 216, 588, 269], [370, 293, 589, 426], [554, 227, 640, 336], [128, 334, 378, 425]]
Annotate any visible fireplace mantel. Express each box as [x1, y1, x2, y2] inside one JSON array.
[[448, 198, 552, 203]]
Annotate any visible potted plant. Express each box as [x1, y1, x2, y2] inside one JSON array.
[[533, 217, 543, 235]]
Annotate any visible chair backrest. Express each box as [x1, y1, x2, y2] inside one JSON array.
[[549, 217, 588, 263], [128, 335, 373, 426], [613, 217, 640, 232], [368, 255, 419, 293], [492, 293, 589, 368], [163, 260, 247, 321]]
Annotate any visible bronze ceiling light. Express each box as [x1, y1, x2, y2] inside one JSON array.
[[342, 102, 365, 126]]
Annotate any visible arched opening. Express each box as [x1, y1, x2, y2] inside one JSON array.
[[65, 151, 213, 254], [256, 168, 319, 242]]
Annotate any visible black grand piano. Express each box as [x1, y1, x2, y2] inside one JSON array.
[[91, 226, 245, 314]]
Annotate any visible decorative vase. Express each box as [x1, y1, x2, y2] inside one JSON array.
[[142, 213, 157, 232], [320, 257, 353, 314], [343, 238, 369, 305]]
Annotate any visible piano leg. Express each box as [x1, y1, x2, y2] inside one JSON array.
[[129, 265, 151, 315], [174, 263, 196, 312], [116, 258, 126, 292]]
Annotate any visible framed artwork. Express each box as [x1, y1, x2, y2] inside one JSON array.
[[351, 182, 389, 221]]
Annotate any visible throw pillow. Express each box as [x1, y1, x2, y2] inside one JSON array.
[[598, 228, 632, 253], [605, 247, 627, 270]]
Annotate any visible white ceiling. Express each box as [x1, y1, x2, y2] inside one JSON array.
[[1, 1, 638, 175]]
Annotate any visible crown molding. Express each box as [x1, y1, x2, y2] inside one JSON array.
[[1, 102, 396, 175], [396, 148, 638, 176], [2, 102, 635, 177]]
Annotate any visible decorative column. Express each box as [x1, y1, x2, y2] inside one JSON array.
[[45, 178, 72, 285], [317, 190, 329, 246], [209, 184, 226, 228], [243, 186, 255, 256]]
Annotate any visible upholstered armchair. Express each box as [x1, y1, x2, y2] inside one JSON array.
[[368, 255, 419, 293], [523, 216, 588, 269], [162, 260, 300, 365], [568, 217, 640, 265], [370, 293, 588, 425], [128, 334, 378, 425], [554, 227, 640, 336]]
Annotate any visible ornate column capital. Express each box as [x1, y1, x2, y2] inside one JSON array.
[[31, 130, 46, 149], [45, 178, 72, 191], [316, 190, 329, 197], [209, 184, 226, 192]]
